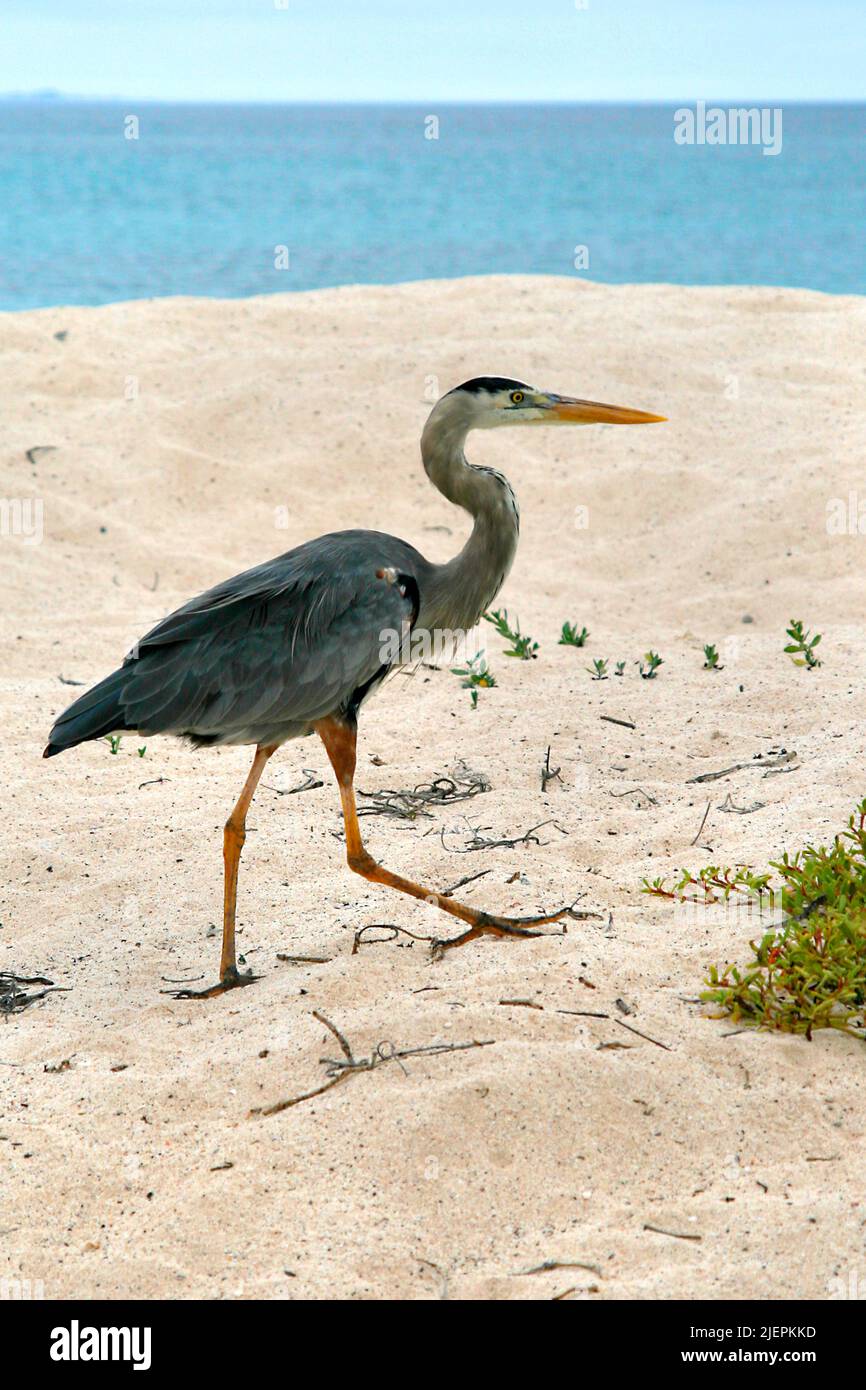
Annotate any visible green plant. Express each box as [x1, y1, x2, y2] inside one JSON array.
[[648, 801, 866, 1040], [785, 618, 822, 669], [451, 651, 497, 709], [703, 643, 723, 670], [483, 608, 538, 660], [105, 735, 122, 755], [642, 865, 774, 905], [587, 657, 608, 680], [614, 661, 625, 677], [137, 746, 147, 758], [637, 651, 663, 679], [559, 622, 589, 648]]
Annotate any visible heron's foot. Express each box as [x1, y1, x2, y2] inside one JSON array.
[[431, 905, 570, 958], [168, 964, 260, 1000]]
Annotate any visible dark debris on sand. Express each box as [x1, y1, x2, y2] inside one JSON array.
[[0, 972, 60, 1016], [357, 765, 491, 820]]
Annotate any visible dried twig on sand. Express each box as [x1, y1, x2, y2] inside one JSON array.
[[690, 799, 712, 847], [357, 767, 490, 820], [26, 445, 56, 467], [541, 746, 562, 793], [440, 818, 567, 853], [0, 972, 63, 1016], [264, 770, 323, 796], [615, 1018, 672, 1051], [610, 787, 658, 807], [441, 868, 491, 897], [514, 1259, 603, 1279], [687, 748, 796, 784], [351, 923, 438, 953], [276, 953, 332, 965], [251, 1011, 494, 1116], [643, 1223, 702, 1242], [718, 793, 765, 815]]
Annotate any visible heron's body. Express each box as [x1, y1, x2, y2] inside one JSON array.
[[46, 530, 429, 752], [45, 376, 663, 996]]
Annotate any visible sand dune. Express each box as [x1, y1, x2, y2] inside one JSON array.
[[2, 275, 865, 1299]]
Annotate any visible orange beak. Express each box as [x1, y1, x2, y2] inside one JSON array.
[[547, 395, 666, 425]]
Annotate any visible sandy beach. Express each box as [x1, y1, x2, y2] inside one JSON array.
[[2, 273, 865, 1301]]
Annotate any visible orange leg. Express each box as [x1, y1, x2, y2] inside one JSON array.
[[315, 717, 570, 954], [172, 743, 276, 999]]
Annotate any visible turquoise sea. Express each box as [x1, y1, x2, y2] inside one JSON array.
[[0, 101, 863, 309]]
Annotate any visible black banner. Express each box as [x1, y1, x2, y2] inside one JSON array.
[[1, 1298, 858, 1374]]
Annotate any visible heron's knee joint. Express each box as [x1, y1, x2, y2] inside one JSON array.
[[348, 848, 378, 877], [224, 819, 246, 847]]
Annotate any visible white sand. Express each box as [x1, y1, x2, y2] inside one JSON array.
[[2, 275, 865, 1300]]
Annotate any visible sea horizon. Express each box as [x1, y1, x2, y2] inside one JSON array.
[[4, 93, 865, 103]]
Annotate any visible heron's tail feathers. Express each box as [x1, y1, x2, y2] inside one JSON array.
[[43, 666, 132, 758]]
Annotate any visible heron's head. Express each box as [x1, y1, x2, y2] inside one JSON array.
[[438, 376, 665, 431]]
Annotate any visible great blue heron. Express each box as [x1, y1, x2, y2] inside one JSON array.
[[44, 377, 664, 997]]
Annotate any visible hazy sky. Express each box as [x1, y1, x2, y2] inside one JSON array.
[[3, 0, 864, 102]]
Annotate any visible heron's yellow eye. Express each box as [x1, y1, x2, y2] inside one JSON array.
[[510, 391, 524, 404]]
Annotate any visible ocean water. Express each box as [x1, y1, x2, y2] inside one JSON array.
[[0, 101, 863, 310]]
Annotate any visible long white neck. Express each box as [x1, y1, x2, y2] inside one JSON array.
[[419, 406, 520, 633]]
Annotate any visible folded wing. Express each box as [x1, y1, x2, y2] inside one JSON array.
[[45, 531, 421, 755]]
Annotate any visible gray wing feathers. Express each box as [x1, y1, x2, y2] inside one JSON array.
[[132, 530, 422, 653], [121, 532, 419, 742]]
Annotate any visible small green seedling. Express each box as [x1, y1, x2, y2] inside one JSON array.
[[785, 619, 822, 669], [452, 651, 497, 709], [614, 661, 626, 677], [587, 658, 609, 680], [642, 865, 774, 905], [483, 608, 539, 660], [137, 746, 147, 758], [703, 643, 723, 670], [559, 622, 589, 648], [637, 651, 663, 679], [105, 735, 122, 755]]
